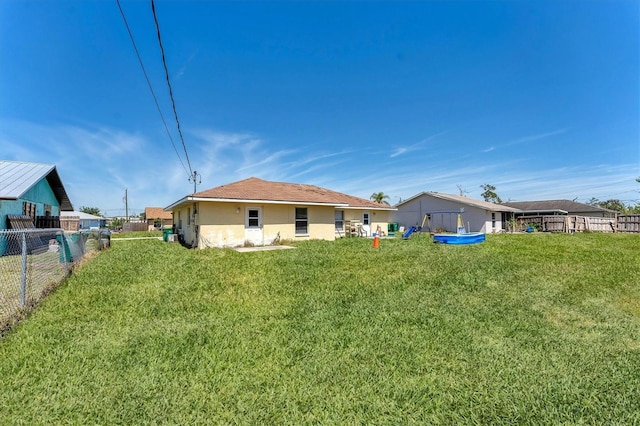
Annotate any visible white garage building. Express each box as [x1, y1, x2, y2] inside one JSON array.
[[391, 192, 520, 234]]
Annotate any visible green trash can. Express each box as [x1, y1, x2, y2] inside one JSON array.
[[163, 228, 173, 242], [388, 222, 399, 233]]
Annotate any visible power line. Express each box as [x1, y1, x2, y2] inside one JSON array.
[[115, 0, 190, 178], [150, 0, 194, 177]]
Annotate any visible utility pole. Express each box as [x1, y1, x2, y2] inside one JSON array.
[[189, 171, 201, 194], [124, 188, 129, 222]]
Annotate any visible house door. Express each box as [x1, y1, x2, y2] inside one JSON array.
[[244, 207, 263, 245], [362, 212, 371, 236]]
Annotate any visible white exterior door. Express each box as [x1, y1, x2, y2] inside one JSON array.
[[362, 212, 371, 236], [244, 207, 263, 245]]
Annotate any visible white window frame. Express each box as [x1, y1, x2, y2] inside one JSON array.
[[335, 210, 344, 232], [246, 207, 262, 229], [295, 207, 308, 235]]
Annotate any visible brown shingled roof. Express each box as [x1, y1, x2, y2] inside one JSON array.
[[145, 207, 172, 220], [192, 177, 393, 209]]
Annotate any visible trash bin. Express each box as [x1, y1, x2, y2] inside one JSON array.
[[163, 228, 173, 242], [388, 222, 399, 233]]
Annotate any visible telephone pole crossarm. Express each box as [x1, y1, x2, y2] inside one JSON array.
[[189, 171, 201, 194]]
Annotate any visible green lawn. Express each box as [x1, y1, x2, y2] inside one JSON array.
[[1, 233, 639, 424], [110, 230, 163, 239]]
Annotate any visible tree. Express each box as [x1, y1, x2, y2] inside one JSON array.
[[480, 184, 502, 204], [586, 197, 600, 206], [80, 206, 101, 216], [370, 192, 390, 205], [456, 184, 469, 197], [109, 217, 123, 230], [597, 199, 627, 213]]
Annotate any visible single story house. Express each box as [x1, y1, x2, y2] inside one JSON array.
[[60, 211, 106, 231], [0, 160, 73, 230], [165, 177, 396, 248], [501, 200, 618, 218], [391, 192, 520, 233], [145, 207, 173, 231]]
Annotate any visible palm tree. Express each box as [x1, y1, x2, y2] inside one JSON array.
[[370, 192, 390, 205]]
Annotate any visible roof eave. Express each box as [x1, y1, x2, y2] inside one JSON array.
[[45, 167, 74, 211]]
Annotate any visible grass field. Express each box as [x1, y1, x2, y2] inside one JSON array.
[[0, 233, 639, 424], [110, 230, 163, 239]]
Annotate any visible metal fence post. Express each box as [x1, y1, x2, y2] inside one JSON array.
[[20, 231, 28, 307]]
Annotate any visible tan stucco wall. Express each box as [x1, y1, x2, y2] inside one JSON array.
[[171, 201, 393, 248], [177, 202, 338, 248], [197, 202, 244, 248], [307, 205, 336, 241]]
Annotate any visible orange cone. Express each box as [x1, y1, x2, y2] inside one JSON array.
[[373, 235, 380, 248]]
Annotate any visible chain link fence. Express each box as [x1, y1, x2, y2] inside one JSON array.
[[0, 228, 110, 334]]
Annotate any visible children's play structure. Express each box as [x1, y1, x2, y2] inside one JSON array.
[[402, 209, 485, 245]]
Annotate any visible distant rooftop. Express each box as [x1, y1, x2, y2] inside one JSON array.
[[60, 211, 104, 220], [145, 207, 172, 220]]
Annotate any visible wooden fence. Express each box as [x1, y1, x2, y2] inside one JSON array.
[[123, 221, 148, 232], [517, 215, 619, 233], [60, 216, 80, 232], [617, 215, 640, 233]]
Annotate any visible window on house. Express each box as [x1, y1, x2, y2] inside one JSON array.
[[178, 211, 182, 229], [491, 212, 496, 229], [335, 210, 344, 231], [363, 212, 370, 226], [247, 208, 260, 228], [295, 207, 308, 235], [44, 204, 52, 216]]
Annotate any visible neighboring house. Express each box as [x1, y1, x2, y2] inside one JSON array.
[[391, 192, 520, 233], [145, 207, 173, 231], [165, 177, 396, 248], [60, 211, 106, 231], [0, 160, 73, 230], [501, 200, 618, 218]]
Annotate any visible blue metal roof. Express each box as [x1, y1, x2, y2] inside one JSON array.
[[0, 160, 74, 211]]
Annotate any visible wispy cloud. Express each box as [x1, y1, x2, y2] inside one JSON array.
[[173, 51, 198, 80], [287, 151, 350, 167], [0, 119, 172, 215], [236, 150, 297, 172], [505, 128, 570, 147], [389, 130, 449, 158], [389, 147, 408, 158], [2, 119, 636, 216]]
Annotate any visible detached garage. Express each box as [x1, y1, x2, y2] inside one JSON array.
[[391, 192, 519, 233]]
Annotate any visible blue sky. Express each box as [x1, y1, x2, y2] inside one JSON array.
[[1, 0, 638, 216]]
